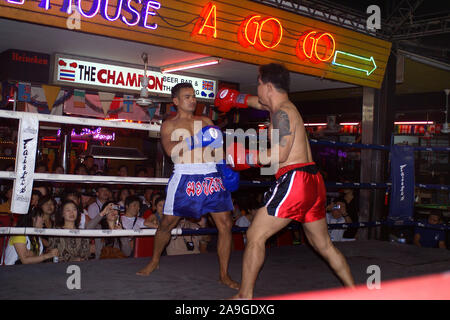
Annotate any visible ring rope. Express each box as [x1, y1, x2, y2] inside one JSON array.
[[1, 220, 448, 237]]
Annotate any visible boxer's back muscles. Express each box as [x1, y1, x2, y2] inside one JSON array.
[[269, 103, 313, 168]]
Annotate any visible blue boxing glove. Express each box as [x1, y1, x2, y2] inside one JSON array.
[[186, 125, 223, 150], [216, 160, 240, 192]]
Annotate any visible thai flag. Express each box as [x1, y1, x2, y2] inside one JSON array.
[[59, 69, 76, 81], [202, 80, 214, 91]]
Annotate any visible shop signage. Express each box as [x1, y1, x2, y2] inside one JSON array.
[[7, 0, 161, 30], [0, 49, 50, 83], [53, 54, 217, 99], [57, 127, 116, 141], [193, 3, 374, 76], [1, 0, 392, 88]]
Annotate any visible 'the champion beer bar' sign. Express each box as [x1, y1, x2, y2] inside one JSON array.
[[0, 0, 391, 88], [53, 54, 217, 99]]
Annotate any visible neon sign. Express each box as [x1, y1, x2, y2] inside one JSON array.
[[296, 30, 336, 64], [11, 0, 161, 30], [188, 2, 377, 75], [191, 2, 217, 39], [237, 15, 283, 51], [57, 127, 116, 141], [332, 51, 377, 76]]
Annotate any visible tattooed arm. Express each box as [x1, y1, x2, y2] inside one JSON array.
[[271, 108, 294, 163]]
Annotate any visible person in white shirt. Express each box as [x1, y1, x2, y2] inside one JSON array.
[[3, 207, 58, 265], [121, 195, 154, 231], [87, 186, 112, 259], [87, 186, 112, 220], [325, 201, 352, 242]]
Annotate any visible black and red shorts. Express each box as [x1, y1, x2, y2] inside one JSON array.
[[263, 162, 326, 223]]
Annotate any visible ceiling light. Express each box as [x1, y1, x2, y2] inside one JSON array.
[[304, 123, 327, 126], [394, 121, 434, 125], [161, 57, 221, 73]]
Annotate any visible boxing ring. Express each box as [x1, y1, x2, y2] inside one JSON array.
[[1, 110, 450, 300], [1, 240, 449, 300]]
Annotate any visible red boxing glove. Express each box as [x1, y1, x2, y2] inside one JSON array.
[[226, 142, 261, 171], [215, 88, 250, 113]]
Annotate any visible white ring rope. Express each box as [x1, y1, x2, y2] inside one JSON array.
[[0, 110, 161, 132], [0, 227, 183, 237], [0, 172, 169, 185]]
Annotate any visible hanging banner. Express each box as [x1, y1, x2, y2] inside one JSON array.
[[11, 114, 39, 214], [73, 89, 86, 108], [98, 92, 115, 116], [147, 107, 157, 120], [17, 82, 31, 102], [388, 145, 415, 221], [123, 95, 134, 113], [42, 84, 60, 111], [25, 86, 65, 115]]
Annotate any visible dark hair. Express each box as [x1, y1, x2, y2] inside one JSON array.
[[16, 207, 44, 228], [62, 189, 81, 200], [154, 196, 165, 208], [258, 63, 290, 93], [118, 188, 130, 199], [99, 201, 118, 228], [99, 201, 121, 247], [118, 165, 128, 172], [125, 195, 141, 210], [55, 200, 81, 228], [171, 82, 194, 99], [74, 163, 88, 174], [61, 190, 82, 211], [16, 207, 44, 255], [38, 195, 56, 213], [32, 189, 42, 198], [136, 167, 148, 175]]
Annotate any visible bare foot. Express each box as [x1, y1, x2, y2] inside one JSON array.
[[219, 276, 240, 290], [136, 262, 159, 276]]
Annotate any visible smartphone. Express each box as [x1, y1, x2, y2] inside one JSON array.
[[332, 204, 341, 210], [112, 204, 120, 210]]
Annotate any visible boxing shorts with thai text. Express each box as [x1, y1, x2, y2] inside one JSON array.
[[164, 163, 234, 219]]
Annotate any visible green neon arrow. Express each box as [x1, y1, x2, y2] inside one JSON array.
[[332, 50, 377, 76]]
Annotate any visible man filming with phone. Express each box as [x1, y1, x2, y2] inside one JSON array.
[[326, 201, 352, 242]]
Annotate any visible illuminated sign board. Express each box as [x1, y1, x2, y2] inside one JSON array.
[[7, 0, 161, 30], [57, 127, 116, 141], [1, 0, 392, 88], [52, 54, 217, 99]]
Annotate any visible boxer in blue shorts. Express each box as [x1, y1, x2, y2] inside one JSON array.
[[137, 82, 240, 290]]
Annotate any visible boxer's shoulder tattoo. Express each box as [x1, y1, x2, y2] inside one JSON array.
[[273, 109, 291, 147]]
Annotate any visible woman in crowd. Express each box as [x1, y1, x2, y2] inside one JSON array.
[[117, 188, 130, 213], [62, 190, 90, 229], [3, 207, 58, 265], [48, 200, 92, 262], [38, 195, 56, 229], [86, 201, 132, 258], [146, 196, 165, 228]]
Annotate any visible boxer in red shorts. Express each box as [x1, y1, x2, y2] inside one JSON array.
[[215, 63, 355, 299]]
